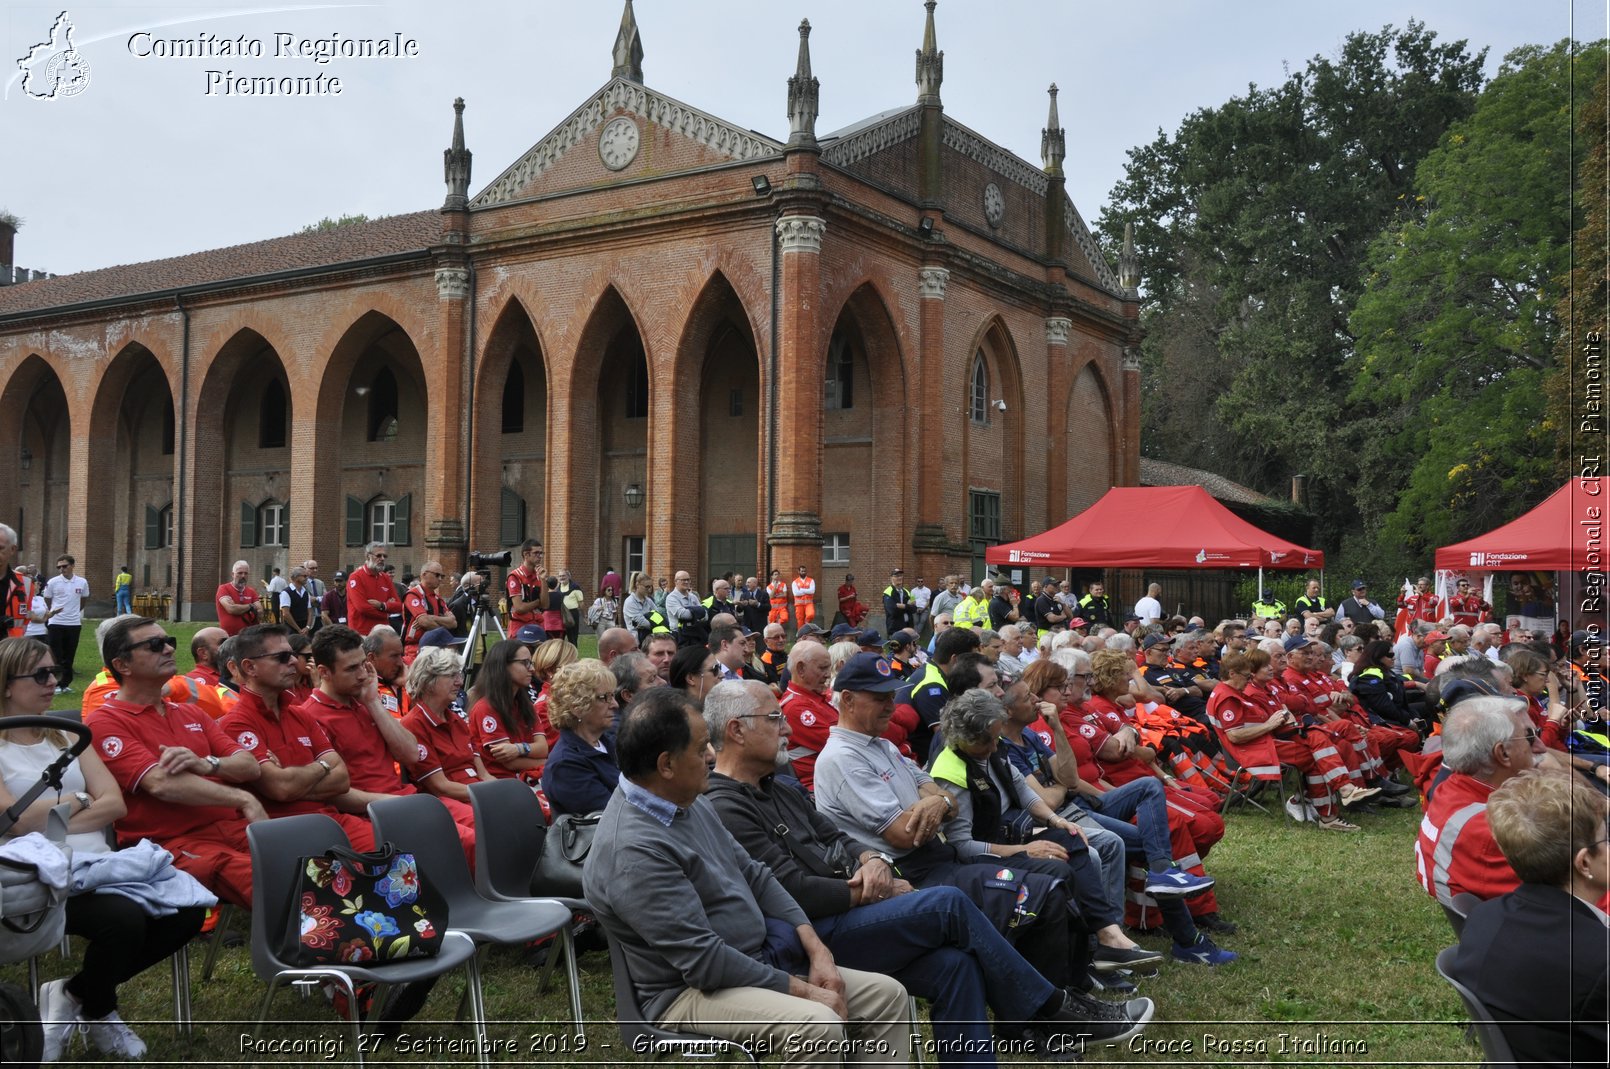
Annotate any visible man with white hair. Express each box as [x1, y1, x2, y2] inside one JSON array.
[[0, 524, 27, 640], [1414, 696, 1546, 907], [1472, 622, 1505, 665], [347, 542, 402, 637], [995, 624, 1029, 678], [215, 560, 260, 637]]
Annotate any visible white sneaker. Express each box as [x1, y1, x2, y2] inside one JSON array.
[[37, 978, 82, 1062], [85, 1011, 146, 1060]]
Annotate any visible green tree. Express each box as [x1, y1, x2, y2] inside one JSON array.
[[298, 213, 371, 233], [1097, 22, 1487, 558], [1349, 41, 1599, 571]]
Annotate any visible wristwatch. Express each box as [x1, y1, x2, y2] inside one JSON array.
[[316, 758, 333, 777], [871, 851, 896, 867], [205, 755, 222, 774], [73, 791, 92, 812]]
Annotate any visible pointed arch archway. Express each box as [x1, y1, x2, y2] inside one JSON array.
[[0, 355, 71, 564], [673, 271, 764, 587], [312, 311, 429, 575], [820, 282, 910, 592], [1065, 359, 1116, 517], [193, 328, 295, 597], [473, 299, 549, 552], [86, 343, 176, 600], [960, 318, 1025, 583]]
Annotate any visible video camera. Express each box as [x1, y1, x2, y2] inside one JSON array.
[[467, 550, 513, 569]]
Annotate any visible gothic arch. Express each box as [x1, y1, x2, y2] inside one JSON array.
[[959, 316, 1026, 576], [1065, 357, 1117, 517], [0, 355, 71, 563], [473, 297, 550, 551]]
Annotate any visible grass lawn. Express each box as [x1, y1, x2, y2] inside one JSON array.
[[15, 622, 1477, 1066]]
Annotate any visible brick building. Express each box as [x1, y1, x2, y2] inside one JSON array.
[[0, 0, 1139, 620]]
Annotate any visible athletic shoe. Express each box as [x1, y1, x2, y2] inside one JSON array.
[[1171, 935, 1239, 966], [1044, 989, 1155, 1045], [1091, 945, 1165, 972], [84, 1011, 146, 1060], [1194, 912, 1239, 935], [1142, 867, 1215, 898], [1317, 815, 1360, 832], [1084, 969, 1138, 994], [1375, 792, 1418, 809], [994, 1022, 1079, 1063], [1372, 777, 1413, 796], [38, 978, 81, 1062], [1338, 783, 1381, 807]]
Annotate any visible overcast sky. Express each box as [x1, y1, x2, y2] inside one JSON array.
[[1, 0, 1593, 276]]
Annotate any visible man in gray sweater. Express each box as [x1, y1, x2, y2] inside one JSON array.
[[583, 688, 913, 1066]]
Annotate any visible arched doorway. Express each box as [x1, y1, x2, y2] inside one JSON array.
[[86, 344, 175, 599], [960, 320, 1024, 582], [0, 356, 70, 566], [1066, 361, 1114, 517], [474, 301, 548, 554]]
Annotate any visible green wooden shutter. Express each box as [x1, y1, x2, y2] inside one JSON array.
[[145, 505, 160, 550], [279, 502, 289, 547], [240, 501, 258, 549], [345, 496, 364, 547], [394, 493, 412, 546], [500, 488, 525, 547]]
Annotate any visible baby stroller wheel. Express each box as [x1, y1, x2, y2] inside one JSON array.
[[0, 981, 43, 1066]]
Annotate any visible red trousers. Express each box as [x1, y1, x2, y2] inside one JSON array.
[[158, 822, 255, 908]]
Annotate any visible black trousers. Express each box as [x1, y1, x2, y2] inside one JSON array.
[[63, 894, 207, 1018], [46, 623, 81, 688]]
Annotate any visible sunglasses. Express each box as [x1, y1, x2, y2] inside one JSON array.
[[9, 665, 67, 687], [244, 650, 298, 665], [705, 666, 723, 677], [122, 635, 178, 656]]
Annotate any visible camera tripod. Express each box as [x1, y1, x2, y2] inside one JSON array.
[[458, 596, 507, 687]]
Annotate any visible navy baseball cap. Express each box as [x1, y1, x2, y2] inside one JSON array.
[[1282, 635, 1312, 652], [833, 652, 908, 693], [796, 622, 826, 639], [1141, 633, 1170, 651], [887, 629, 920, 648], [858, 629, 884, 649], [514, 624, 546, 644], [419, 628, 467, 649], [829, 623, 857, 641]]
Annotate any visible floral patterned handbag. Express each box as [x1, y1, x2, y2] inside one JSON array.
[[282, 843, 449, 966]]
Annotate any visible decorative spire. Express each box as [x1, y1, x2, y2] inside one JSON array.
[[442, 97, 472, 211], [1118, 222, 1140, 294], [612, 0, 644, 83], [787, 19, 820, 150], [1041, 83, 1064, 175], [915, 0, 943, 105]]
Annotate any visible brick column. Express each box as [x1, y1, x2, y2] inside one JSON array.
[[1120, 343, 1141, 486], [1044, 316, 1072, 523], [911, 265, 955, 579], [425, 265, 470, 570], [767, 215, 826, 579]]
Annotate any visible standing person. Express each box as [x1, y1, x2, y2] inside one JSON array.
[[1293, 579, 1334, 624], [587, 588, 620, 638], [1034, 579, 1068, 637], [1337, 580, 1385, 630], [504, 538, 547, 633], [321, 571, 347, 629], [623, 573, 666, 643], [582, 688, 916, 1066], [910, 576, 932, 639], [736, 576, 769, 636], [113, 565, 133, 616], [1133, 584, 1163, 627], [1078, 581, 1114, 630], [765, 569, 790, 628], [1447, 577, 1493, 628], [0, 524, 27, 640], [302, 560, 326, 604], [345, 543, 402, 637], [264, 567, 288, 620], [0, 637, 209, 1061], [559, 570, 585, 647], [792, 564, 818, 631], [881, 571, 913, 636], [599, 565, 624, 605], [44, 554, 89, 693], [401, 561, 455, 664], [276, 566, 316, 637], [930, 577, 964, 634], [665, 571, 705, 644]]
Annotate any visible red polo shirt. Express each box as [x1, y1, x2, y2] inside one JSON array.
[[214, 583, 260, 636], [86, 697, 247, 842], [219, 688, 339, 818], [346, 566, 400, 637], [299, 690, 408, 794], [779, 682, 838, 791], [402, 701, 480, 786]]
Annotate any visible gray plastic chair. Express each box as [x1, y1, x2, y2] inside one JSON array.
[[605, 931, 756, 1064], [369, 793, 584, 1036], [1441, 891, 1482, 939], [465, 779, 587, 911], [246, 813, 486, 1067], [1434, 946, 1521, 1069]]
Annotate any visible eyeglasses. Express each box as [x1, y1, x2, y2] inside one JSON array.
[[122, 635, 178, 656], [9, 665, 67, 687], [1070, 672, 1093, 680], [511, 657, 534, 667], [1508, 729, 1541, 744], [243, 650, 298, 665], [738, 711, 784, 722], [593, 693, 616, 704]]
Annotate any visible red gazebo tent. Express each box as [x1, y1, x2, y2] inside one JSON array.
[[985, 485, 1324, 571], [1433, 483, 1588, 572]]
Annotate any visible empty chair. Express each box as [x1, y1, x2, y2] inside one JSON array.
[[369, 793, 584, 1036], [1434, 946, 1520, 1069], [246, 813, 486, 1068], [1441, 891, 1483, 939]]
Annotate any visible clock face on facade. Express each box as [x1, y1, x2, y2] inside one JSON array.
[[599, 116, 641, 171], [983, 183, 1005, 228]]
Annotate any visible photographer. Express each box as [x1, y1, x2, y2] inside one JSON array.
[[505, 539, 546, 630], [446, 570, 487, 637]]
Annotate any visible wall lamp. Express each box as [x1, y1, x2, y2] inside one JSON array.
[[751, 175, 772, 197], [18, 446, 31, 470], [918, 217, 935, 236], [624, 483, 645, 509]]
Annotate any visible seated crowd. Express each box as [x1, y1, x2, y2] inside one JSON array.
[[9, 552, 1606, 1065]]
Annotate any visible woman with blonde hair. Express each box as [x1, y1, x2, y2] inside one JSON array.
[[528, 637, 578, 745], [0, 637, 207, 1060], [539, 659, 620, 816]]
